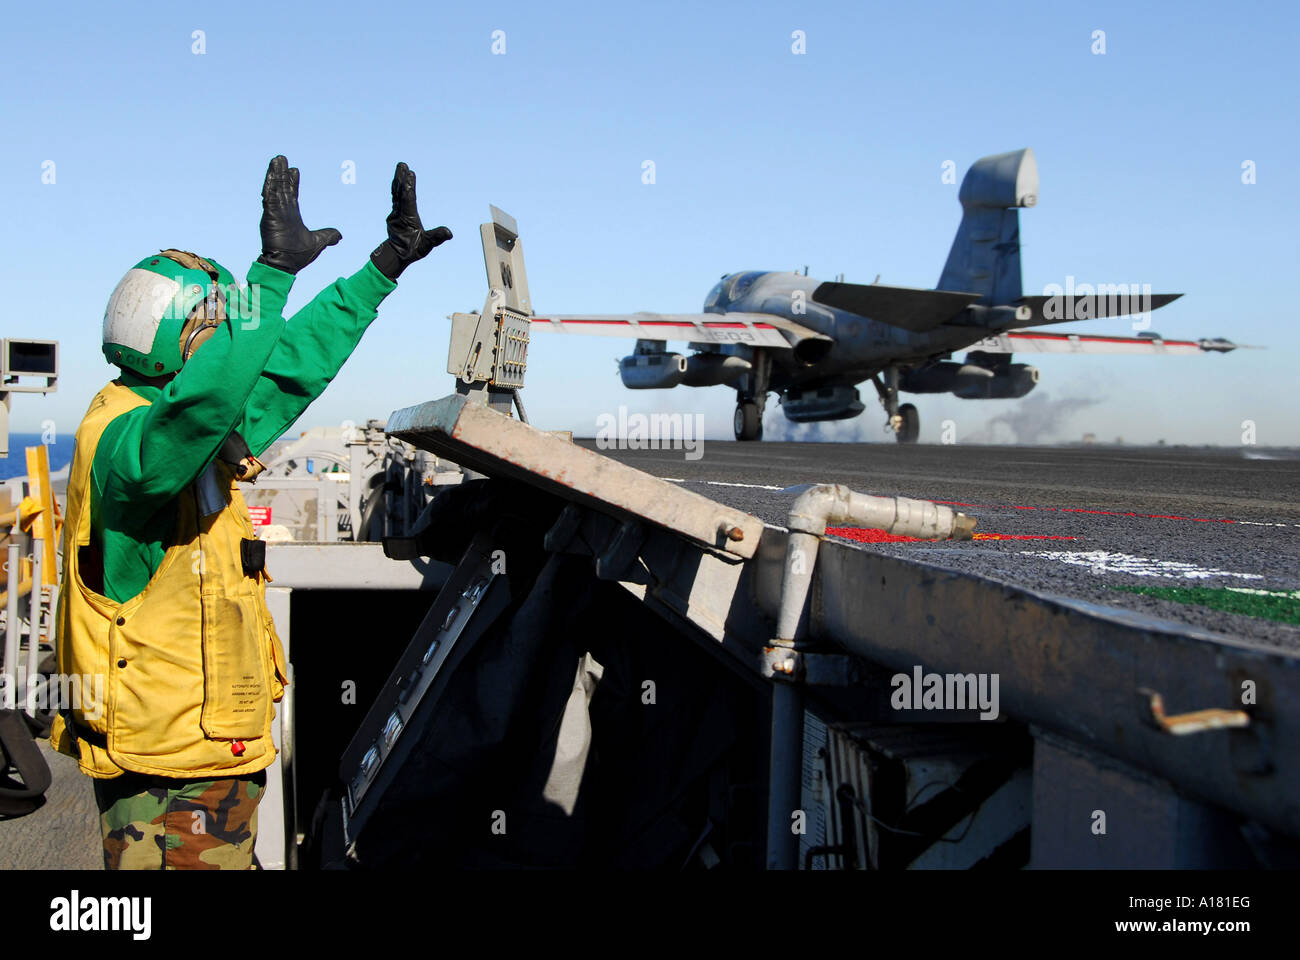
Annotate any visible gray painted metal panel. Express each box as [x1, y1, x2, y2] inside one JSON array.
[[1030, 736, 1248, 868], [387, 394, 764, 558], [265, 541, 450, 591], [254, 585, 292, 871], [802, 540, 1300, 839]]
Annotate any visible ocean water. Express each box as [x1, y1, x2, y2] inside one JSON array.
[[1, 434, 73, 480]]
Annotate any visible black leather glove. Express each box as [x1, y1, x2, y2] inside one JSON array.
[[255, 155, 342, 275], [370, 162, 452, 281]]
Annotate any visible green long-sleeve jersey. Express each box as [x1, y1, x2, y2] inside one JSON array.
[[89, 259, 396, 603]]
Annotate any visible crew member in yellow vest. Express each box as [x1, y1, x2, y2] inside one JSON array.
[[52, 156, 450, 869]]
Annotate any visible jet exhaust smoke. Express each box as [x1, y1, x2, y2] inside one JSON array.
[[759, 392, 1102, 444], [964, 392, 1101, 444], [761, 410, 877, 443]]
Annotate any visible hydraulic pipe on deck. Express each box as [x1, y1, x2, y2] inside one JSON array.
[[765, 485, 974, 869]]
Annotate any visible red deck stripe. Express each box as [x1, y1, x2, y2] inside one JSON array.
[[825, 527, 1077, 544]]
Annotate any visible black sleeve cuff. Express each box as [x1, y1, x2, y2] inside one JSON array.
[[370, 241, 404, 281]]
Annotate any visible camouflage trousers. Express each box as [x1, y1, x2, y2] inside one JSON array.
[[92, 770, 265, 870]]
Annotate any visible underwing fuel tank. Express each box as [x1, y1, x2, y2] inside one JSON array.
[[954, 363, 1038, 399], [619, 352, 687, 389], [901, 361, 1039, 399], [682, 353, 752, 387], [620, 351, 755, 389]]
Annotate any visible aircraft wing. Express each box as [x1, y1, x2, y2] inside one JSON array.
[[808, 282, 1183, 332], [968, 331, 1246, 355], [530, 312, 827, 350], [1014, 293, 1182, 325], [811, 282, 983, 332]]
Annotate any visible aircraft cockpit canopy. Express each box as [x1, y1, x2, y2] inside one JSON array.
[[704, 278, 727, 311], [705, 271, 767, 312]]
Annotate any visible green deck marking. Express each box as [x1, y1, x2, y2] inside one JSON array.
[[1112, 585, 1300, 625]]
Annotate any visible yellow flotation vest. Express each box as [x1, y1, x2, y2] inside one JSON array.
[[50, 381, 288, 779]]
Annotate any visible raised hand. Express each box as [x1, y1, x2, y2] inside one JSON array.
[[369, 162, 452, 280], [255, 155, 342, 275]]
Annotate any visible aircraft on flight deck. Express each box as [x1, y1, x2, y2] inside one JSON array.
[[529, 148, 1246, 442]]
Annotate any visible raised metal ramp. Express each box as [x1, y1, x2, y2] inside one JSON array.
[[388, 394, 763, 558]]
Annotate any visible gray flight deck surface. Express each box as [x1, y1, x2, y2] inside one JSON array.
[[576, 440, 1300, 651]]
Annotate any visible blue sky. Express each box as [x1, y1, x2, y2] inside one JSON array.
[[3, 0, 1296, 446]]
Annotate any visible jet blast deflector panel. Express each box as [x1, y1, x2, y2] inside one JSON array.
[[387, 395, 763, 558]]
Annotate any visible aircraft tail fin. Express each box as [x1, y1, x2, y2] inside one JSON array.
[[937, 148, 1038, 306]]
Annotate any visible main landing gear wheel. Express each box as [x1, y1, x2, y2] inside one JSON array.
[[734, 401, 763, 441], [896, 403, 919, 444]]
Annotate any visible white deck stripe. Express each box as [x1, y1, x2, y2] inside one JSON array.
[[1020, 550, 1264, 580]]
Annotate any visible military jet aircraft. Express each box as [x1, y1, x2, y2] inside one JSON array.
[[530, 148, 1245, 441]]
